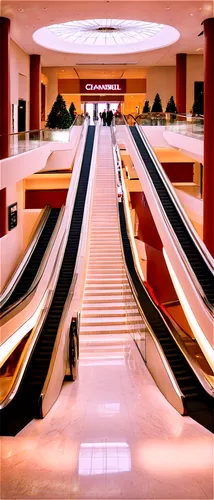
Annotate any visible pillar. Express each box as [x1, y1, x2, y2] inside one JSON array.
[[0, 18, 10, 160], [30, 54, 41, 130], [203, 18, 214, 257], [176, 53, 186, 114]]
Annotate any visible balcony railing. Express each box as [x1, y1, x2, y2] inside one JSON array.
[[123, 113, 204, 140], [0, 115, 84, 159]]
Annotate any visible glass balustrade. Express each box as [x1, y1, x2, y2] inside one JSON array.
[[122, 113, 204, 140], [0, 115, 84, 158]]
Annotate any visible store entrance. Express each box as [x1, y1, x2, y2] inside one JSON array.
[[84, 102, 120, 121]]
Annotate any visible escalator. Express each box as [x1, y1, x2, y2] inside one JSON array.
[[129, 125, 214, 309], [1, 208, 60, 315], [0, 125, 95, 436], [119, 201, 213, 433]]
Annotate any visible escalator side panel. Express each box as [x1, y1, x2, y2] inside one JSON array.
[[2, 208, 61, 311], [130, 126, 214, 307], [0, 126, 95, 436], [119, 201, 213, 433]]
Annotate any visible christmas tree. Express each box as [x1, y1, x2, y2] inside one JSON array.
[[192, 93, 203, 115], [143, 100, 150, 113], [46, 94, 72, 129], [165, 96, 177, 113], [69, 102, 76, 123], [151, 93, 163, 112]]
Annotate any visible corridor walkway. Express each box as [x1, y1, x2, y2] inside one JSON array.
[[1, 334, 213, 499]]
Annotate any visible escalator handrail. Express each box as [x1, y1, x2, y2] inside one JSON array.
[[110, 132, 184, 402], [123, 113, 213, 273], [0, 206, 51, 307], [0, 206, 65, 321], [0, 236, 66, 409], [39, 123, 100, 415], [121, 116, 213, 314], [136, 122, 213, 274], [0, 120, 90, 410], [111, 127, 214, 398]]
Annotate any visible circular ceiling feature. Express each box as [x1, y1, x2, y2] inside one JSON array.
[[33, 18, 180, 55]]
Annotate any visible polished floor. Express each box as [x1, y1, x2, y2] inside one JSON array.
[[1, 334, 213, 500]]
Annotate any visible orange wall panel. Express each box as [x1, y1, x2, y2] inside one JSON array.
[[58, 79, 80, 94], [126, 79, 146, 93]]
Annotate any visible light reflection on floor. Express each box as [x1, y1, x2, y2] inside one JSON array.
[[79, 442, 131, 476]]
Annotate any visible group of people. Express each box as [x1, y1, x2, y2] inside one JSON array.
[[100, 109, 114, 126]]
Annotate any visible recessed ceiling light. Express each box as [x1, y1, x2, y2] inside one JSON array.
[[44, 7, 47, 10], [196, 47, 202, 51], [18, 8, 24, 12], [165, 6, 170, 10], [190, 13, 194, 16], [61, 69, 65, 72]]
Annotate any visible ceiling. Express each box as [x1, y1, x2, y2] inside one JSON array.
[[2, 1, 214, 68]]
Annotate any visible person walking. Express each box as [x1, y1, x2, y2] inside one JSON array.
[[107, 109, 113, 126], [102, 110, 107, 126]]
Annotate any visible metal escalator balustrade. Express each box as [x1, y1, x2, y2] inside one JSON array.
[[1, 208, 60, 314], [119, 200, 213, 433], [0, 126, 95, 436], [129, 126, 214, 309]]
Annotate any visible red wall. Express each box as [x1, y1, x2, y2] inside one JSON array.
[[162, 162, 193, 182], [130, 191, 177, 303], [0, 188, 7, 237], [25, 189, 68, 209]]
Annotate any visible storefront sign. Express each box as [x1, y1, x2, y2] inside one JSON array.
[[80, 79, 126, 94], [8, 202, 18, 231]]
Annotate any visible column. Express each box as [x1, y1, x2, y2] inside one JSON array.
[[176, 53, 186, 113], [0, 17, 10, 160], [203, 18, 214, 256], [30, 54, 41, 130]]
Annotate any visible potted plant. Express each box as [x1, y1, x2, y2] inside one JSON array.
[[151, 93, 163, 113], [69, 101, 76, 123], [165, 96, 177, 122], [143, 100, 150, 113], [46, 94, 72, 129]]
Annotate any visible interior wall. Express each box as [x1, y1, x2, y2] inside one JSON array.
[[23, 210, 42, 249], [124, 94, 146, 115], [130, 191, 177, 303], [61, 94, 81, 113], [147, 66, 176, 111], [0, 180, 24, 290], [10, 39, 30, 132], [42, 67, 58, 117], [186, 55, 204, 113]]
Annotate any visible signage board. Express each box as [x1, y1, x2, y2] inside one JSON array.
[[8, 202, 18, 231], [80, 79, 126, 94]]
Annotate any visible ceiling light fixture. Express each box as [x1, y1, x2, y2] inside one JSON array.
[[18, 8, 24, 12], [33, 18, 180, 55]]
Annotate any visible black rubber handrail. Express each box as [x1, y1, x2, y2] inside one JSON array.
[[0, 126, 95, 436], [130, 126, 214, 308], [119, 201, 213, 433], [1, 208, 60, 314]]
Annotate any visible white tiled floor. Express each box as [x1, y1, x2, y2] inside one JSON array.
[[1, 334, 213, 499]]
